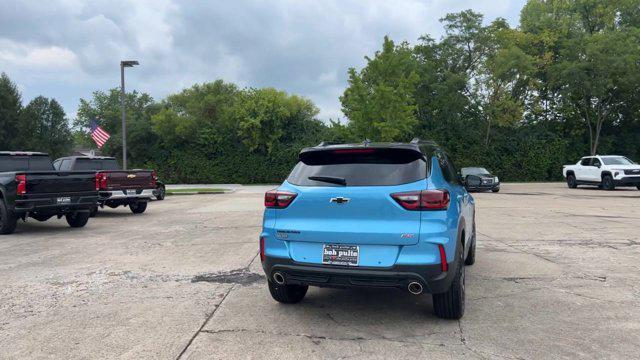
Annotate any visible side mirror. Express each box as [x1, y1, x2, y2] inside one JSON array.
[[594, 163, 601, 168]]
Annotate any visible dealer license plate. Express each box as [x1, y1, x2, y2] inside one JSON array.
[[56, 197, 71, 204], [126, 189, 137, 196], [322, 244, 359, 266]]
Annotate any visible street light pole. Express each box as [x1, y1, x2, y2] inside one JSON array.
[[120, 60, 139, 170]]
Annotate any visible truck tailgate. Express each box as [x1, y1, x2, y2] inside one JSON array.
[[24, 171, 96, 194], [104, 170, 154, 190]]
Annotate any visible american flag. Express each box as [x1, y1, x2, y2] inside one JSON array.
[[89, 119, 111, 148]]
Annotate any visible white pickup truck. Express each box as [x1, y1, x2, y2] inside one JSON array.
[[563, 155, 640, 190]]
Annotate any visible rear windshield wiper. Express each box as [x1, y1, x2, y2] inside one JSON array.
[[308, 176, 347, 186]]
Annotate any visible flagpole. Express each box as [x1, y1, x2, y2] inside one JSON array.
[[120, 60, 139, 170], [120, 64, 127, 170]]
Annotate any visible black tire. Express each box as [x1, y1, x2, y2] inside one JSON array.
[[155, 185, 166, 201], [566, 174, 577, 189], [602, 175, 615, 191], [433, 243, 465, 319], [491, 188, 500, 193], [65, 211, 90, 228], [637, 186, 640, 190], [268, 280, 308, 304], [89, 206, 98, 217], [0, 200, 18, 235], [465, 228, 476, 266], [129, 201, 148, 214]]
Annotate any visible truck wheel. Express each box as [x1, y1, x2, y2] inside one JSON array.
[[566, 174, 577, 188], [602, 175, 615, 191], [268, 280, 308, 304], [66, 211, 90, 228], [89, 206, 98, 217], [491, 188, 500, 193], [433, 243, 465, 319], [130, 201, 148, 214], [0, 200, 18, 235], [637, 186, 640, 190], [155, 185, 166, 201]]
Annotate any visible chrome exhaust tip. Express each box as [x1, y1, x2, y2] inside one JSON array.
[[408, 282, 423, 295], [273, 272, 285, 285]]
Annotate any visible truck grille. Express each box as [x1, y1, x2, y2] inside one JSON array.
[[624, 169, 640, 175], [482, 178, 493, 184]]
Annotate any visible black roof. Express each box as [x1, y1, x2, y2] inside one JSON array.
[[0, 151, 49, 156], [56, 155, 116, 160], [300, 138, 440, 156]]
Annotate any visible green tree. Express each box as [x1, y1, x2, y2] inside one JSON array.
[[21, 96, 73, 158], [340, 36, 419, 141], [0, 73, 23, 150], [236, 88, 319, 153], [75, 89, 158, 167]]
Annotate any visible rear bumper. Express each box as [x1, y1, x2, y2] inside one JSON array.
[[14, 193, 98, 214], [262, 256, 456, 294], [466, 183, 500, 192], [98, 189, 154, 203]]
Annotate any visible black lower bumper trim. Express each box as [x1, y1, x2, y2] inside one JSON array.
[[262, 256, 456, 294], [614, 177, 640, 186], [14, 196, 98, 214]]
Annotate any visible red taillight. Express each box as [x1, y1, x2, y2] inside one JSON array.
[[438, 244, 448, 272], [96, 172, 108, 190], [390, 190, 450, 211], [16, 174, 27, 195], [150, 170, 158, 187], [265, 190, 297, 208], [259, 237, 265, 262]]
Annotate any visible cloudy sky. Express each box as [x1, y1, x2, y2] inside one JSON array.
[[0, 0, 526, 122]]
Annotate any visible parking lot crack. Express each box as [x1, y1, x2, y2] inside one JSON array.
[[175, 284, 235, 360]]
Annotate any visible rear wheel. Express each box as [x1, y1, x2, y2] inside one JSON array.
[[129, 201, 148, 214], [268, 281, 308, 304], [89, 206, 98, 217], [0, 200, 18, 235], [155, 185, 166, 201], [491, 188, 500, 193], [637, 186, 640, 190], [566, 174, 577, 189], [433, 243, 465, 319], [66, 211, 90, 228], [602, 175, 615, 191]]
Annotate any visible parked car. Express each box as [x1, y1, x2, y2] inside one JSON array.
[[563, 155, 640, 190], [461, 167, 500, 192], [0, 151, 98, 235], [260, 139, 476, 319], [54, 156, 157, 215]]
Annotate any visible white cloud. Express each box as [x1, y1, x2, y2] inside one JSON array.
[[0, 0, 526, 121]]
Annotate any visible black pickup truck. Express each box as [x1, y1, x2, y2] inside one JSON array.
[[54, 156, 156, 215], [0, 152, 98, 235]]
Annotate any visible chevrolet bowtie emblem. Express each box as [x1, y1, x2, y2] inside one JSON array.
[[127, 174, 136, 179]]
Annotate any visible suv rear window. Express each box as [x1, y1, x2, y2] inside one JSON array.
[[0, 155, 54, 172], [287, 148, 427, 186], [74, 158, 120, 171]]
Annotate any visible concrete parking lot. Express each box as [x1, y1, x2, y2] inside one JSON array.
[[1, 183, 639, 359]]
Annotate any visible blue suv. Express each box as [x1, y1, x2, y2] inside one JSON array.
[[260, 139, 476, 319]]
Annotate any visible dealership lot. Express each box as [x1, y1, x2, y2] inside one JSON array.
[[1, 183, 639, 359]]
